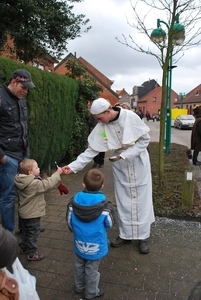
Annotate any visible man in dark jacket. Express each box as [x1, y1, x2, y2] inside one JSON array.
[[0, 69, 35, 233], [191, 105, 201, 165]]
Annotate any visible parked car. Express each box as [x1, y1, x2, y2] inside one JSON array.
[[174, 115, 195, 130]]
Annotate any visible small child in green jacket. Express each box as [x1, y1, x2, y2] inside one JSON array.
[[15, 159, 66, 261]]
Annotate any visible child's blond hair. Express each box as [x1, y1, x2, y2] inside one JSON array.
[[19, 159, 36, 175]]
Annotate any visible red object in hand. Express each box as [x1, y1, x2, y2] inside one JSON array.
[[58, 183, 69, 195]]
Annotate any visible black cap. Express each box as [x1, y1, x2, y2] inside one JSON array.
[[12, 69, 35, 89]]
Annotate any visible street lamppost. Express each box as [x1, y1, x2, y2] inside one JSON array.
[[179, 92, 186, 108], [151, 14, 185, 154]]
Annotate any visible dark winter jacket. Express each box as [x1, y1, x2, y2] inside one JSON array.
[[66, 191, 116, 260], [0, 83, 29, 161], [87, 113, 98, 129], [191, 107, 201, 151]]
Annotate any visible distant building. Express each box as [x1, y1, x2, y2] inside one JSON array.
[[54, 53, 119, 106], [116, 88, 130, 105], [138, 86, 178, 117], [0, 35, 58, 72], [174, 84, 201, 114]]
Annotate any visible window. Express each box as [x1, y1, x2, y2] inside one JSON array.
[[33, 61, 44, 70], [153, 97, 156, 102], [38, 64, 44, 70]]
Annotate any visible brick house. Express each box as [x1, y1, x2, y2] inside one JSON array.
[[175, 84, 201, 114], [54, 53, 119, 105], [137, 86, 178, 117], [1, 35, 58, 72], [115, 88, 130, 105]]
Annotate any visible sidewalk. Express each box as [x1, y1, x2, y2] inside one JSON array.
[[17, 126, 201, 300]]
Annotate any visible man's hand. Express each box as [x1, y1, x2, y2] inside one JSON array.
[[0, 155, 6, 164], [62, 166, 73, 174]]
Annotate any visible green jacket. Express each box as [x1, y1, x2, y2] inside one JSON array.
[[15, 172, 61, 219]]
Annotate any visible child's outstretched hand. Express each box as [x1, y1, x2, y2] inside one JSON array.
[[56, 167, 63, 174], [58, 183, 69, 195]]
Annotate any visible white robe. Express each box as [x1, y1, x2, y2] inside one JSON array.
[[68, 108, 155, 240]]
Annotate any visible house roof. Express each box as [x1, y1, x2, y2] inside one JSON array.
[[183, 84, 201, 105], [133, 79, 160, 99], [78, 56, 114, 87], [55, 53, 119, 100], [54, 52, 75, 70], [116, 88, 129, 96], [137, 86, 163, 103]]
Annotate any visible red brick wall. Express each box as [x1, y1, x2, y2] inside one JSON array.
[[1, 36, 56, 72], [138, 87, 178, 116]]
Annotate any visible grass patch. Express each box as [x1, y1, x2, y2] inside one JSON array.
[[149, 142, 201, 219]]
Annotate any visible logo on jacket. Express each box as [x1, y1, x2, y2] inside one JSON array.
[[75, 240, 99, 255]]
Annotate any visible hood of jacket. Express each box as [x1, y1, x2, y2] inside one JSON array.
[[72, 191, 108, 222], [15, 174, 38, 190]]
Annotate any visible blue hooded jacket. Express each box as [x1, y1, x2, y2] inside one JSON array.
[[66, 191, 116, 260]]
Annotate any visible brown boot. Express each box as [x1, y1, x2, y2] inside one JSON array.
[[110, 236, 131, 248]]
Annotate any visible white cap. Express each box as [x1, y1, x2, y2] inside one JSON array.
[[90, 98, 111, 115]]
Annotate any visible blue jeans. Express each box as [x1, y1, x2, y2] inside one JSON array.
[[0, 156, 19, 233]]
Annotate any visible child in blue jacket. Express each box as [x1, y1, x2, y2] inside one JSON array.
[[66, 168, 116, 300]]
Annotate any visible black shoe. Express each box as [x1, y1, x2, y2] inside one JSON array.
[[110, 236, 131, 248], [193, 161, 201, 165], [98, 164, 104, 168], [85, 289, 104, 299], [92, 163, 98, 168], [138, 240, 150, 254]]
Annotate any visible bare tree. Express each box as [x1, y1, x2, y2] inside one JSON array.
[[116, 0, 201, 183]]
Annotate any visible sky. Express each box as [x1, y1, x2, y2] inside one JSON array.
[[63, 0, 201, 96]]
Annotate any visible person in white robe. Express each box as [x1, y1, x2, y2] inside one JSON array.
[[63, 98, 155, 254]]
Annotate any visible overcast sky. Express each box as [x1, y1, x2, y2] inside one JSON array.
[[64, 0, 201, 96]]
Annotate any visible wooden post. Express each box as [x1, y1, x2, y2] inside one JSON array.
[[182, 170, 194, 208]]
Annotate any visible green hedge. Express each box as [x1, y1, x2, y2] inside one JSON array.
[[0, 56, 79, 170]]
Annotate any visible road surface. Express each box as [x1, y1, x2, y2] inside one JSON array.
[[146, 119, 191, 148]]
